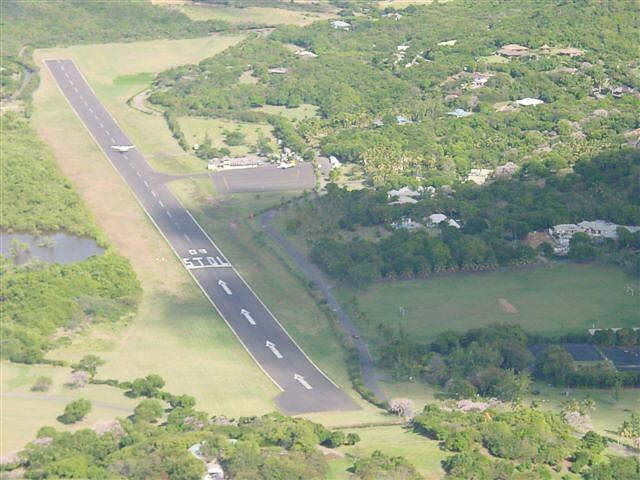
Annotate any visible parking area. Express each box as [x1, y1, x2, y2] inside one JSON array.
[[212, 163, 315, 194]]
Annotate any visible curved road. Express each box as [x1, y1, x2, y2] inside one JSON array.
[[261, 211, 386, 402], [45, 59, 357, 415]]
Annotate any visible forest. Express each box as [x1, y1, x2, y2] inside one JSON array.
[[149, 0, 639, 185], [7, 362, 638, 480], [375, 323, 640, 400], [0, 116, 140, 363], [282, 149, 640, 285]]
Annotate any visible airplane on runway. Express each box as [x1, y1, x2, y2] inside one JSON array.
[[110, 145, 135, 152]]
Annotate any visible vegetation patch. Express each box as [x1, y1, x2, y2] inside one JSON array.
[[112, 72, 155, 86]]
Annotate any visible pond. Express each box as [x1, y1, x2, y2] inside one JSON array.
[[0, 232, 105, 266]]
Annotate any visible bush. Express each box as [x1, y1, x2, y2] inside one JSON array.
[[31, 376, 53, 392], [58, 398, 91, 424]]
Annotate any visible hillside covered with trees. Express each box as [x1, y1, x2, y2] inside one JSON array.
[[150, 0, 639, 185]]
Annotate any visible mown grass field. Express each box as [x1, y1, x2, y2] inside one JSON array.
[[178, 116, 278, 157], [35, 35, 244, 174], [340, 263, 639, 345], [1, 362, 138, 455], [177, 4, 334, 26]]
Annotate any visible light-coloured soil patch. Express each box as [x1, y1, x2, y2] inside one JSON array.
[[238, 69, 259, 84], [498, 297, 519, 314]]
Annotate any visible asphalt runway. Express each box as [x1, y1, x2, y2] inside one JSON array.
[[212, 163, 315, 194], [46, 59, 357, 415]]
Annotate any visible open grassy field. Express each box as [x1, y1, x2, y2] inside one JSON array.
[[252, 103, 319, 122], [7, 36, 282, 456], [177, 4, 334, 26], [34, 35, 245, 174], [178, 116, 279, 157], [340, 263, 639, 345], [1, 362, 138, 456], [335, 425, 446, 480]]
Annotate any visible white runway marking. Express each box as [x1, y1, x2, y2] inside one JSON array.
[[183, 233, 191, 242], [73, 87, 78, 92], [64, 72, 69, 78], [143, 180, 149, 187], [69, 79, 74, 86], [60, 65, 65, 71], [166, 211, 173, 218], [129, 163, 134, 168], [105, 130, 110, 136], [110, 137, 115, 143], [151, 190, 157, 197], [88, 107, 93, 113], [99, 122, 104, 128], [83, 100, 88, 106], [158, 200, 164, 208], [136, 171, 141, 177]]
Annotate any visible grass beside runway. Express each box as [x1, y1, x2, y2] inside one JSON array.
[[18, 36, 280, 451], [34, 35, 245, 175]]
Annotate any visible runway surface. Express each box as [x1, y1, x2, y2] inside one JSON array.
[[46, 59, 357, 414]]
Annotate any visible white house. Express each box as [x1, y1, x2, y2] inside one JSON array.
[[466, 168, 493, 185], [427, 213, 448, 225], [447, 108, 473, 118], [549, 220, 640, 254], [438, 39, 457, 46], [387, 186, 422, 204], [392, 217, 423, 230], [516, 97, 544, 106], [329, 155, 341, 169], [331, 20, 351, 30]]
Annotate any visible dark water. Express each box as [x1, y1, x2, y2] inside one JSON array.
[[0, 232, 105, 266]]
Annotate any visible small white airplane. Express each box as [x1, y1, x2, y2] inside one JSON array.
[[110, 145, 135, 152], [278, 162, 294, 169]]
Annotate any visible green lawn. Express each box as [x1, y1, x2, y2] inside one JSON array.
[[252, 104, 319, 122], [335, 424, 446, 480], [178, 116, 278, 157], [340, 263, 639, 345]]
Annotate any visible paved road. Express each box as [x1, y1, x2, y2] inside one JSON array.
[[261, 211, 386, 402], [46, 59, 357, 415]]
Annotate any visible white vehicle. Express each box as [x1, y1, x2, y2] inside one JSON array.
[[278, 162, 294, 169], [110, 145, 135, 152]]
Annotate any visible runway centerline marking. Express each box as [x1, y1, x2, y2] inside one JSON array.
[[166, 211, 172, 218], [158, 200, 164, 208], [151, 190, 157, 197], [183, 233, 191, 242], [143, 180, 149, 187]]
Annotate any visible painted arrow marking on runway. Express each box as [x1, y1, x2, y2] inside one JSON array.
[[266, 341, 283, 359], [294, 373, 312, 390], [240, 309, 256, 325], [218, 279, 232, 295]]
